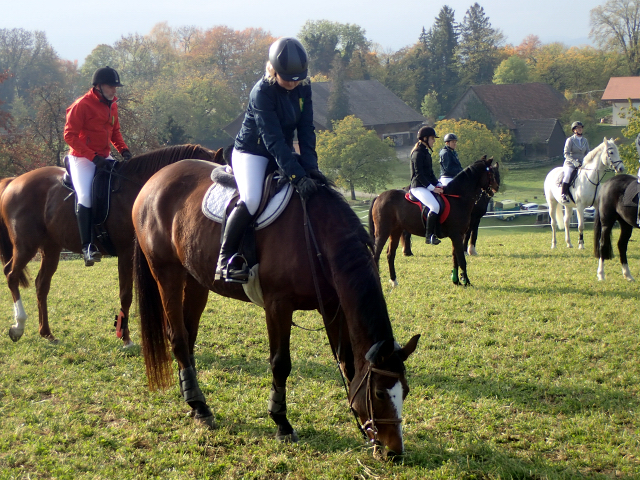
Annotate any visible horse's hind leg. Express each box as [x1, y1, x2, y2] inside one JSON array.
[[6, 245, 36, 342], [116, 250, 135, 347], [34, 246, 61, 343], [158, 266, 214, 427], [617, 222, 635, 281], [264, 301, 298, 442], [386, 232, 402, 287]]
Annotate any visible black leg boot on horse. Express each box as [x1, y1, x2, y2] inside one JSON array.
[[215, 201, 253, 283], [76, 205, 102, 266], [425, 211, 441, 245]]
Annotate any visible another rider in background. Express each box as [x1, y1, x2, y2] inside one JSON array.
[[439, 133, 463, 186], [216, 37, 320, 283], [64, 66, 131, 266], [410, 126, 442, 245], [561, 121, 589, 203]]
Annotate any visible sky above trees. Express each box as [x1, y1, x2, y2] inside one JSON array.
[[1, 0, 602, 64]]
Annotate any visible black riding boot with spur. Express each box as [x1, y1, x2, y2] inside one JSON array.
[[560, 182, 570, 204], [425, 211, 441, 245], [76, 204, 102, 266], [215, 201, 253, 284]]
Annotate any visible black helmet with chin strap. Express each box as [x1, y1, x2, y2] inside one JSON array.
[[92, 66, 123, 87], [269, 38, 308, 81], [418, 126, 438, 140]]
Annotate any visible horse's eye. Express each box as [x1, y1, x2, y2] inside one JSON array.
[[375, 390, 386, 400]]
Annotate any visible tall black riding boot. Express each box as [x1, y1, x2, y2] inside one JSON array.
[[215, 201, 254, 283], [560, 182, 570, 204], [76, 205, 102, 267], [425, 211, 441, 245]]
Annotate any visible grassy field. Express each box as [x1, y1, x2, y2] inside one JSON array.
[[0, 226, 638, 478]]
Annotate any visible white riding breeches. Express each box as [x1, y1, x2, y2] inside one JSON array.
[[439, 176, 454, 186], [410, 187, 440, 214], [68, 154, 112, 208], [232, 149, 269, 216], [562, 164, 576, 183]]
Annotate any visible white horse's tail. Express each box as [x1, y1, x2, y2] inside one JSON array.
[[553, 202, 565, 230]]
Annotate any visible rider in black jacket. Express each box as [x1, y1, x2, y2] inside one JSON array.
[[216, 37, 319, 283]]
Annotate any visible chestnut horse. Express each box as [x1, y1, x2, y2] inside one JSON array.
[[369, 157, 497, 286], [132, 159, 420, 458], [594, 174, 640, 281], [0, 144, 218, 345]]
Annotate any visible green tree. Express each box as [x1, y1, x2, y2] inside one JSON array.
[[434, 118, 509, 165], [456, 3, 505, 86], [590, 0, 640, 75], [317, 115, 393, 199], [618, 101, 640, 172], [493, 55, 530, 84], [327, 57, 350, 125], [421, 92, 441, 123], [421, 6, 460, 112]]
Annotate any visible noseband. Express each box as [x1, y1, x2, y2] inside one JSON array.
[[349, 363, 403, 444]]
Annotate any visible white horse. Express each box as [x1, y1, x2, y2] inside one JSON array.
[[544, 138, 625, 249]]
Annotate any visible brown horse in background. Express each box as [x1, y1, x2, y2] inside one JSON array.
[[369, 157, 498, 287], [0, 144, 218, 345], [132, 159, 419, 458]]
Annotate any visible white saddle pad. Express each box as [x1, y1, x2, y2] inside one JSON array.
[[201, 182, 293, 230]]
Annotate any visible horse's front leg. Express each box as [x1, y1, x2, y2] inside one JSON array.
[[451, 235, 471, 286], [401, 230, 413, 257], [34, 247, 61, 343], [265, 302, 298, 442], [564, 206, 573, 248], [116, 252, 135, 347], [576, 208, 585, 250], [618, 222, 635, 281], [386, 232, 401, 287]]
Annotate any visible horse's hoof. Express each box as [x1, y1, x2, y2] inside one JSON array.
[[403, 252, 413, 257], [578, 244, 584, 250], [8, 327, 23, 342], [389, 279, 398, 287], [44, 335, 59, 344], [276, 430, 299, 443], [194, 413, 216, 429], [122, 340, 136, 348]]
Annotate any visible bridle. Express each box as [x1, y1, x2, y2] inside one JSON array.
[[579, 144, 623, 206], [348, 363, 404, 444], [299, 194, 405, 446]]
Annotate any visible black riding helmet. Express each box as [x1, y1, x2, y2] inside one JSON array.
[[571, 121, 583, 131], [444, 133, 458, 142], [269, 38, 308, 81], [92, 66, 123, 87], [418, 126, 438, 140]]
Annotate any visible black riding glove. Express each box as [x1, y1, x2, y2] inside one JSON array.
[[121, 149, 132, 161], [92, 155, 108, 170], [293, 175, 317, 201]]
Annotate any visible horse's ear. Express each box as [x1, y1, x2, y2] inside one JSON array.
[[396, 334, 420, 362], [214, 148, 224, 164], [481, 154, 487, 160], [365, 339, 395, 365]]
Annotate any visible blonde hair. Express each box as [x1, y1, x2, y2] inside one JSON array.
[[264, 61, 310, 86]]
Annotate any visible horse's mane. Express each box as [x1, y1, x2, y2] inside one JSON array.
[[581, 138, 611, 166], [316, 186, 394, 343], [118, 144, 216, 178], [445, 158, 489, 195]]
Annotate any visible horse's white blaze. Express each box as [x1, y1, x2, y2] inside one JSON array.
[[597, 258, 605, 281], [13, 298, 27, 330], [388, 380, 404, 450], [621, 264, 635, 281]]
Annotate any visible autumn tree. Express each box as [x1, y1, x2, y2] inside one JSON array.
[[317, 115, 393, 199], [619, 101, 640, 172], [434, 118, 510, 165], [590, 0, 640, 75]]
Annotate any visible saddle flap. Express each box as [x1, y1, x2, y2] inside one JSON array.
[[623, 180, 640, 207]]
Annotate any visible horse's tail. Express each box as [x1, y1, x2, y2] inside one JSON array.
[[593, 204, 613, 259], [553, 201, 565, 231], [368, 195, 378, 241], [0, 179, 29, 288], [133, 237, 173, 391]]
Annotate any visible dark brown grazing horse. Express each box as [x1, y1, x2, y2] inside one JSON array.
[[133, 159, 420, 458], [369, 157, 497, 287], [594, 174, 640, 281], [0, 144, 218, 345], [400, 163, 501, 257]]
